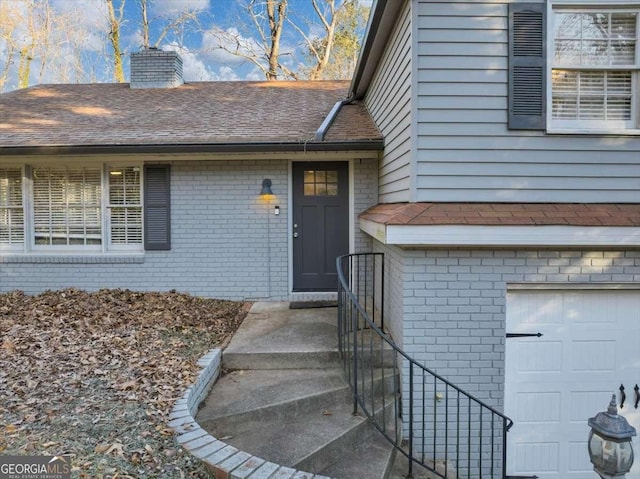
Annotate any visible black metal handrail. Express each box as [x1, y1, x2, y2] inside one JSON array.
[[337, 253, 514, 479]]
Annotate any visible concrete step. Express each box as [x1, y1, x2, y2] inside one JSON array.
[[341, 328, 397, 369], [200, 385, 369, 469], [196, 366, 399, 478], [223, 349, 342, 370], [197, 368, 398, 429], [293, 401, 397, 475], [194, 302, 404, 478], [222, 302, 341, 370], [317, 431, 396, 479], [197, 369, 349, 425], [388, 450, 459, 479]]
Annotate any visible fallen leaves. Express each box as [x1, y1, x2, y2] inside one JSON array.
[[0, 288, 249, 478]]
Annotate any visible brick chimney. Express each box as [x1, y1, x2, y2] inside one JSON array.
[[130, 48, 184, 89]]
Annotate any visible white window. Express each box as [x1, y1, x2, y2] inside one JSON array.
[[550, 5, 639, 133], [33, 166, 103, 247], [0, 167, 24, 250], [108, 166, 143, 247], [0, 164, 143, 253]]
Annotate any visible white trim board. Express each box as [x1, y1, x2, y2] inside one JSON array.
[[360, 219, 640, 247]]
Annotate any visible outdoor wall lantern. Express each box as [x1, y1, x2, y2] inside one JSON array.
[[588, 394, 636, 479], [260, 178, 273, 196]]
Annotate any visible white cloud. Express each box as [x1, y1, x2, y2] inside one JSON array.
[[165, 42, 266, 82], [244, 68, 263, 81], [200, 27, 262, 65], [216, 66, 239, 81], [151, 0, 209, 16], [0, 0, 115, 90], [50, 0, 109, 52], [165, 42, 215, 81]]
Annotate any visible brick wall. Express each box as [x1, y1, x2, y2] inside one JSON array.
[[1, 158, 378, 300], [371, 243, 640, 465], [353, 158, 378, 254], [130, 49, 183, 89], [387, 247, 640, 406]]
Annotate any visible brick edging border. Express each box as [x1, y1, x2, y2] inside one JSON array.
[[169, 348, 332, 479]]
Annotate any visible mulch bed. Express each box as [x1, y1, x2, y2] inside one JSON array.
[[0, 288, 249, 478]]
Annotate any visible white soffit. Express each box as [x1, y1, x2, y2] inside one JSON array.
[[360, 219, 640, 247]]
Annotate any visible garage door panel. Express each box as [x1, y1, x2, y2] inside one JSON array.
[[514, 442, 560, 474], [570, 340, 616, 371], [569, 390, 618, 423], [568, 441, 592, 473], [516, 391, 561, 423], [564, 293, 616, 324], [517, 341, 563, 372], [509, 291, 564, 326], [505, 290, 640, 479]]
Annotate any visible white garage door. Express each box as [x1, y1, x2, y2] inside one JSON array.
[[505, 290, 640, 479]]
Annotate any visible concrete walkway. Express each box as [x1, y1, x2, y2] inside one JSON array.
[[194, 301, 398, 479], [222, 302, 341, 370]]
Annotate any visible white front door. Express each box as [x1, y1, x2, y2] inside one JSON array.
[[505, 290, 640, 479]]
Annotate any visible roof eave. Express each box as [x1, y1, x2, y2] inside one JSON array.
[[349, 0, 407, 99], [0, 140, 384, 156], [361, 219, 640, 248]]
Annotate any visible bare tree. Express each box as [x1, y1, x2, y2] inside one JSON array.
[[299, 0, 369, 80], [206, 0, 295, 81], [0, 1, 22, 90], [105, 0, 126, 82], [205, 0, 368, 81], [137, 0, 201, 49], [0, 0, 81, 91], [264, 0, 288, 79]]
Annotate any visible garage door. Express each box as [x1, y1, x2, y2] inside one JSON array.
[[505, 290, 640, 479]]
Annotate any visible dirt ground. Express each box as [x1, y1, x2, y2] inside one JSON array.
[[0, 288, 249, 478]]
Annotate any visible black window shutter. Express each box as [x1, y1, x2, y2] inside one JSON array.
[[144, 165, 171, 251], [508, 3, 546, 130]]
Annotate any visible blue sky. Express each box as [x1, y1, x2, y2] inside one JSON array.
[[0, 0, 372, 91]]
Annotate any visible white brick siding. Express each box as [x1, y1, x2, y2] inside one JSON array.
[[1, 158, 378, 300], [373, 243, 640, 408]]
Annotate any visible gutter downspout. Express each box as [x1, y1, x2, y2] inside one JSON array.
[[315, 0, 403, 142], [314, 96, 355, 142]]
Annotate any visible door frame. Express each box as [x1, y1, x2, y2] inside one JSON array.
[[288, 159, 355, 294]]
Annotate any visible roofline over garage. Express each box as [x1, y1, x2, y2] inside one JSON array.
[[361, 219, 640, 248]]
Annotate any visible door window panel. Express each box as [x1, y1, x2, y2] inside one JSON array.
[[303, 170, 339, 196]]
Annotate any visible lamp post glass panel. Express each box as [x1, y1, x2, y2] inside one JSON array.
[[588, 395, 637, 479]]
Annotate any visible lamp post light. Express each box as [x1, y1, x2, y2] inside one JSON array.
[[588, 394, 636, 479]]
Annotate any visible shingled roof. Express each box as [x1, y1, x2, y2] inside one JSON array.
[[360, 203, 640, 227], [0, 81, 382, 153]]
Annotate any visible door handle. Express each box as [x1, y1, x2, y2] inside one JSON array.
[[293, 232, 299, 238], [634, 384, 639, 409], [619, 384, 626, 409]]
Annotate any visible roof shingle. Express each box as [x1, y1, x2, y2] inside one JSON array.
[[0, 81, 382, 149], [360, 203, 640, 227]]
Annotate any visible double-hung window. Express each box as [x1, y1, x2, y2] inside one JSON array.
[[32, 166, 103, 247], [0, 167, 24, 250], [508, 2, 639, 134], [0, 163, 164, 254], [108, 166, 143, 248], [550, 4, 639, 133]]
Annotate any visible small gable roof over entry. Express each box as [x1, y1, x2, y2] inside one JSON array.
[[0, 80, 382, 155]]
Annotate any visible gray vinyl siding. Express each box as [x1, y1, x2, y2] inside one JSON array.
[[415, 0, 640, 203], [1, 157, 378, 300], [364, 0, 413, 203]]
